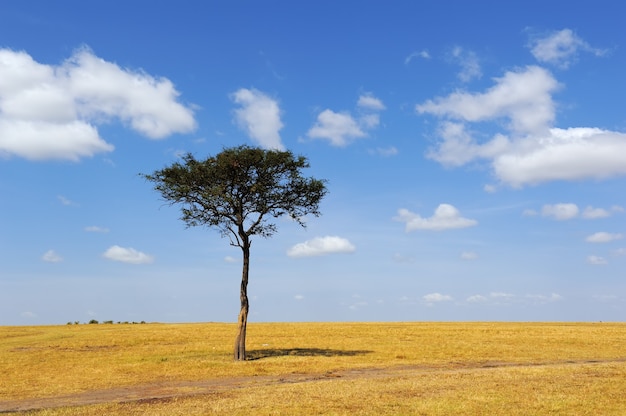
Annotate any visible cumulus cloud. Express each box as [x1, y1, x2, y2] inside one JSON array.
[[528, 29, 607, 69], [587, 255, 607, 265], [418, 66, 558, 135], [418, 63, 626, 187], [357, 93, 386, 111], [0, 47, 195, 161], [394, 204, 477, 232], [42, 249, 62, 263], [541, 203, 579, 220], [307, 93, 384, 146], [586, 232, 623, 243], [287, 236, 356, 257], [102, 245, 154, 264], [231, 88, 284, 150], [307, 109, 365, 146], [423, 293, 453, 303]]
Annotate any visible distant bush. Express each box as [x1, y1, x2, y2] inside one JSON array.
[[88, 319, 99, 324]]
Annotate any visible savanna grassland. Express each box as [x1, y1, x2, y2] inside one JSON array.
[[1, 322, 626, 415]]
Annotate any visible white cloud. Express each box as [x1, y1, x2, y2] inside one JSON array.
[[231, 88, 284, 150], [369, 146, 398, 157], [587, 255, 608, 265], [84, 225, 109, 233], [490, 292, 514, 299], [42, 249, 62, 263], [423, 293, 453, 303], [102, 245, 154, 264], [357, 93, 386, 111], [541, 203, 579, 220], [307, 93, 384, 147], [450, 46, 482, 82], [0, 47, 195, 161], [612, 248, 626, 257], [460, 251, 478, 260], [394, 204, 477, 232], [287, 236, 356, 257], [522, 209, 538, 217], [466, 294, 488, 303], [418, 63, 626, 187], [493, 128, 626, 186], [294, 294, 304, 300], [582, 206, 611, 219], [405, 50, 430, 64], [418, 66, 558, 135], [224, 256, 238, 263], [526, 293, 563, 303], [528, 29, 607, 69], [57, 195, 76, 206], [307, 109, 365, 147], [586, 232, 623, 243]]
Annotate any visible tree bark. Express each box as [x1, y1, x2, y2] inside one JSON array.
[[234, 242, 250, 361]]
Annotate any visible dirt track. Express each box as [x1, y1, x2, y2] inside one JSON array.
[[2, 359, 624, 413]]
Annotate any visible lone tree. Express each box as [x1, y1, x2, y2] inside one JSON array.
[[142, 145, 327, 360]]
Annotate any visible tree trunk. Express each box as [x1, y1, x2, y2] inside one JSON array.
[[234, 242, 250, 361]]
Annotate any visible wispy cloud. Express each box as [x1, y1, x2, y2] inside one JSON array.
[[394, 204, 477, 232], [528, 28, 607, 69], [42, 249, 62, 263], [460, 251, 478, 260], [369, 146, 398, 157], [405, 49, 431, 65], [84, 225, 109, 233], [541, 203, 579, 220], [57, 195, 76, 206], [587, 255, 608, 265], [231, 88, 284, 150], [586, 232, 623, 243], [449, 46, 482, 82]]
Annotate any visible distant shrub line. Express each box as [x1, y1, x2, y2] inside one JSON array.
[[66, 320, 147, 325]]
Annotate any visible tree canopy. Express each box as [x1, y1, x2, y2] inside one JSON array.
[[143, 145, 327, 359]]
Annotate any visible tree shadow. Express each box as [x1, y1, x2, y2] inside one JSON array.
[[246, 347, 373, 360]]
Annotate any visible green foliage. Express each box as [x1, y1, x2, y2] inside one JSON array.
[[88, 319, 99, 324], [142, 145, 327, 246]]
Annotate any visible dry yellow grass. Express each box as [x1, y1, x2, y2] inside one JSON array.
[[1, 322, 626, 414]]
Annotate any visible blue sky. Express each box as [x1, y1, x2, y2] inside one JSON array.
[[1, 1, 626, 325]]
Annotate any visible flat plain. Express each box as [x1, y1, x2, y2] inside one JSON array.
[[1, 322, 625, 415]]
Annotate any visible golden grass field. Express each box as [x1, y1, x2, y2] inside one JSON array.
[[1, 322, 626, 415]]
